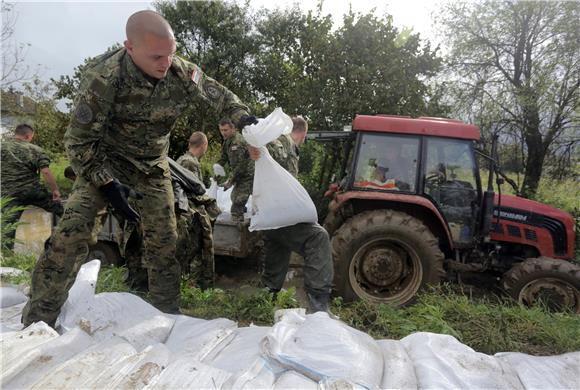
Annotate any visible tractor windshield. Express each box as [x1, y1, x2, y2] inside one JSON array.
[[353, 134, 420, 192]]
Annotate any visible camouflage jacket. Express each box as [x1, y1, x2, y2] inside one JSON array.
[[176, 151, 203, 183], [65, 48, 250, 187], [267, 134, 299, 178], [0, 139, 51, 197], [218, 132, 254, 184]]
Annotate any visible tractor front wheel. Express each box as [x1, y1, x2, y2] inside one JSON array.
[[501, 257, 580, 314], [331, 210, 444, 306]]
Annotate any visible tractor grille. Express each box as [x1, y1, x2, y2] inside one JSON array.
[[507, 225, 521, 238], [524, 228, 538, 242], [495, 206, 569, 256]]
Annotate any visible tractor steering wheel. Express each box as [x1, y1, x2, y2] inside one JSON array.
[[425, 170, 446, 183]]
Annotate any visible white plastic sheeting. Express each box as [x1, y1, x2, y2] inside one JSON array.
[[1, 260, 578, 390], [242, 108, 318, 231]]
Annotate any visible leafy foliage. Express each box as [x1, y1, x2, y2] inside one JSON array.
[[438, 0, 580, 196], [0, 197, 26, 252], [16, 77, 70, 156]]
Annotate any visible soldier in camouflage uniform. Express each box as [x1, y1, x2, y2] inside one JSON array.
[[217, 118, 254, 222], [248, 117, 334, 313], [1, 124, 64, 249], [176, 132, 220, 288], [22, 10, 255, 328]]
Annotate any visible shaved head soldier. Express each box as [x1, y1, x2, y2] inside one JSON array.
[[22, 10, 257, 328]]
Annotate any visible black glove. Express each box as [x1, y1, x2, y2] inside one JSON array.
[[238, 114, 258, 130], [100, 179, 143, 222]]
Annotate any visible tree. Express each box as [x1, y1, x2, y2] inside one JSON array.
[[22, 77, 69, 155], [252, 7, 445, 130], [156, 0, 259, 156], [1, 3, 39, 88], [439, 1, 580, 196]]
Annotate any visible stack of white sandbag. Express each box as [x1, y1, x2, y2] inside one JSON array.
[[1, 260, 578, 389]]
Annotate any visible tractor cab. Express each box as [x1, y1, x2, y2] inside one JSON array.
[[333, 115, 484, 249], [349, 121, 482, 247]]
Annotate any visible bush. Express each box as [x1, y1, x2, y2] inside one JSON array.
[[0, 197, 26, 252]]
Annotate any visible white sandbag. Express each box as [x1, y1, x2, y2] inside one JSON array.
[[60, 292, 165, 342], [401, 332, 524, 389], [3, 327, 95, 389], [242, 107, 293, 147], [87, 343, 170, 389], [0, 322, 59, 384], [225, 357, 283, 389], [0, 286, 28, 308], [496, 351, 580, 390], [164, 315, 237, 361], [58, 259, 101, 330], [207, 178, 219, 199], [378, 339, 418, 389], [242, 108, 317, 231], [274, 370, 318, 389], [319, 378, 366, 389], [59, 260, 167, 340], [216, 186, 253, 221], [213, 163, 226, 177], [0, 302, 26, 333], [206, 326, 271, 375], [111, 343, 171, 390], [144, 358, 232, 390], [29, 336, 137, 389], [117, 314, 175, 351], [261, 311, 383, 388]]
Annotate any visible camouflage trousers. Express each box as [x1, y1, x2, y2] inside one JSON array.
[[262, 222, 334, 296], [176, 204, 215, 289], [2, 187, 64, 250], [230, 177, 253, 219], [22, 164, 179, 328]]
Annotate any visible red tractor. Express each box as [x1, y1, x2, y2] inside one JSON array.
[[313, 115, 579, 313]]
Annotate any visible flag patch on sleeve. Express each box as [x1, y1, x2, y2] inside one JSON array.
[[191, 68, 201, 84]]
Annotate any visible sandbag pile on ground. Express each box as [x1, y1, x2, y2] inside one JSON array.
[[1, 260, 578, 389]]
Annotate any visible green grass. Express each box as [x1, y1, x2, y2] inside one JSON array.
[[334, 285, 580, 355], [46, 155, 74, 196]]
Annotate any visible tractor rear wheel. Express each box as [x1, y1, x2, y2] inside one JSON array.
[[87, 241, 123, 267], [331, 210, 444, 306], [501, 257, 580, 314]]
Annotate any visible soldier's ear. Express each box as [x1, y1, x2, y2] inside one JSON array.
[[124, 40, 133, 53]]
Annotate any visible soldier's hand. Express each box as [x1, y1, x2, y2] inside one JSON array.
[[100, 179, 143, 222], [52, 190, 61, 201], [238, 115, 258, 130], [248, 145, 261, 161]]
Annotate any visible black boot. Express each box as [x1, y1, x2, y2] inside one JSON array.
[[307, 292, 330, 313]]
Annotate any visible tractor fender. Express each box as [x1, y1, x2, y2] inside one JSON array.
[[331, 191, 454, 251]]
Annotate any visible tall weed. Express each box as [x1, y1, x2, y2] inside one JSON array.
[[0, 197, 26, 252]]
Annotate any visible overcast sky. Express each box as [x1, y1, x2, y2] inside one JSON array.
[[6, 0, 442, 88]]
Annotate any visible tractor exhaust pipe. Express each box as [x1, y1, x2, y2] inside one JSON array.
[[480, 134, 498, 237]]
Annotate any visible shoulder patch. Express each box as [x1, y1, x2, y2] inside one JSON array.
[[205, 84, 220, 100], [74, 102, 94, 125]]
